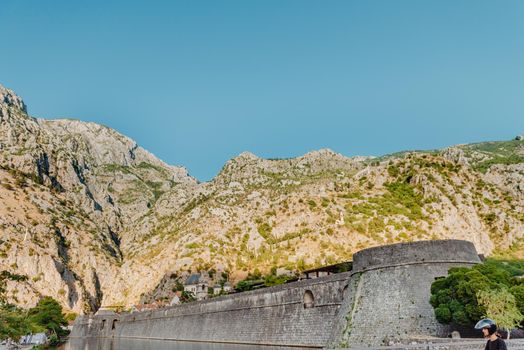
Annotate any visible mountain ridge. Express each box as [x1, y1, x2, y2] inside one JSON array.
[[1, 83, 523, 313]]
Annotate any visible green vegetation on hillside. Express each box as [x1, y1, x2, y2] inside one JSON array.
[[369, 140, 524, 175], [102, 162, 169, 204], [344, 180, 426, 241], [474, 154, 524, 173], [462, 140, 524, 173]]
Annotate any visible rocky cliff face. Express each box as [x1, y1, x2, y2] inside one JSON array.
[[1, 83, 523, 312], [0, 84, 197, 311]]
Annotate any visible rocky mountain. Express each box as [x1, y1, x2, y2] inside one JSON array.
[[1, 83, 523, 313]]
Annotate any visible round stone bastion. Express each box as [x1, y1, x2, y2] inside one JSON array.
[[338, 239, 481, 346]]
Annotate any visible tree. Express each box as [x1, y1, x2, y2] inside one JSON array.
[[28, 297, 68, 338], [235, 268, 296, 292], [510, 284, 524, 326], [0, 271, 33, 342], [477, 288, 523, 339], [263, 271, 296, 287], [430, 266, 494, 324], [180, 291, 195, 303], [0, 304, 36, 342], [234, 278, 264, 292], [430, 263, 519, 325]]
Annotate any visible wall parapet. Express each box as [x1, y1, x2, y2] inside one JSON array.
[[352, 239, 480, 272]]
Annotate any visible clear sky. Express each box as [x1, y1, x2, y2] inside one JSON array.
[[1, 1, 523, 181]]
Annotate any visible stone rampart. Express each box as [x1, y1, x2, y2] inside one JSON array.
[[330, 240, 481, 347], [72, 239, 482, 348], [71, 272, 351, 348]]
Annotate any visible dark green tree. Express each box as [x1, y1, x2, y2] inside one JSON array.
[[0, 271, 34, 341], [28, 297, 68, 337], [235, 268, 297, 291], [510, 285, 524, 326], [0, 304, 36, 341], [180, 291, 196, 303], [234, 278, 264, 292], [430, 261, 524, 326]]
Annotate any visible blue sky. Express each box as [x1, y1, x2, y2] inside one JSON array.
[[1, 1, 523, 181]]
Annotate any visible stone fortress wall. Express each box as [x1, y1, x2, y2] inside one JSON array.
[[329, 240, 480, 347], [72, 272, 351, 348], [71, 240, 481, 348]]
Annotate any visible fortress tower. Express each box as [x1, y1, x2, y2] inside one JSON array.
[[329, 239, 481, 347]]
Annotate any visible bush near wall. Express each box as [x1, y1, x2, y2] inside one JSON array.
[[430, 259, 524, 326]]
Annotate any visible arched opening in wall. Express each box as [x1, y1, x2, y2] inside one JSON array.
[[303, 290, 314, 309], [101, 319, 106, 331]]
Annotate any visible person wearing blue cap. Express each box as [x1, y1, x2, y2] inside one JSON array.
[[475, 318, 507, 350]]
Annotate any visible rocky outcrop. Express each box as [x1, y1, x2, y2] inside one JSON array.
[[0, 85, 26, 113], [1, 83, 524, 313], [0, 84, 197, 312]]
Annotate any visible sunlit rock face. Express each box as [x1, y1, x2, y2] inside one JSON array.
[[1, 83, 523, 313]]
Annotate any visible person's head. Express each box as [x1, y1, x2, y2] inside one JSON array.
[[474, 319, 497, 338]]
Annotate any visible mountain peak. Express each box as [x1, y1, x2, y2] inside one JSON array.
[[301, 148, 338, 158], [0, 84, 27, 113], [234, 151, 260, 161]]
